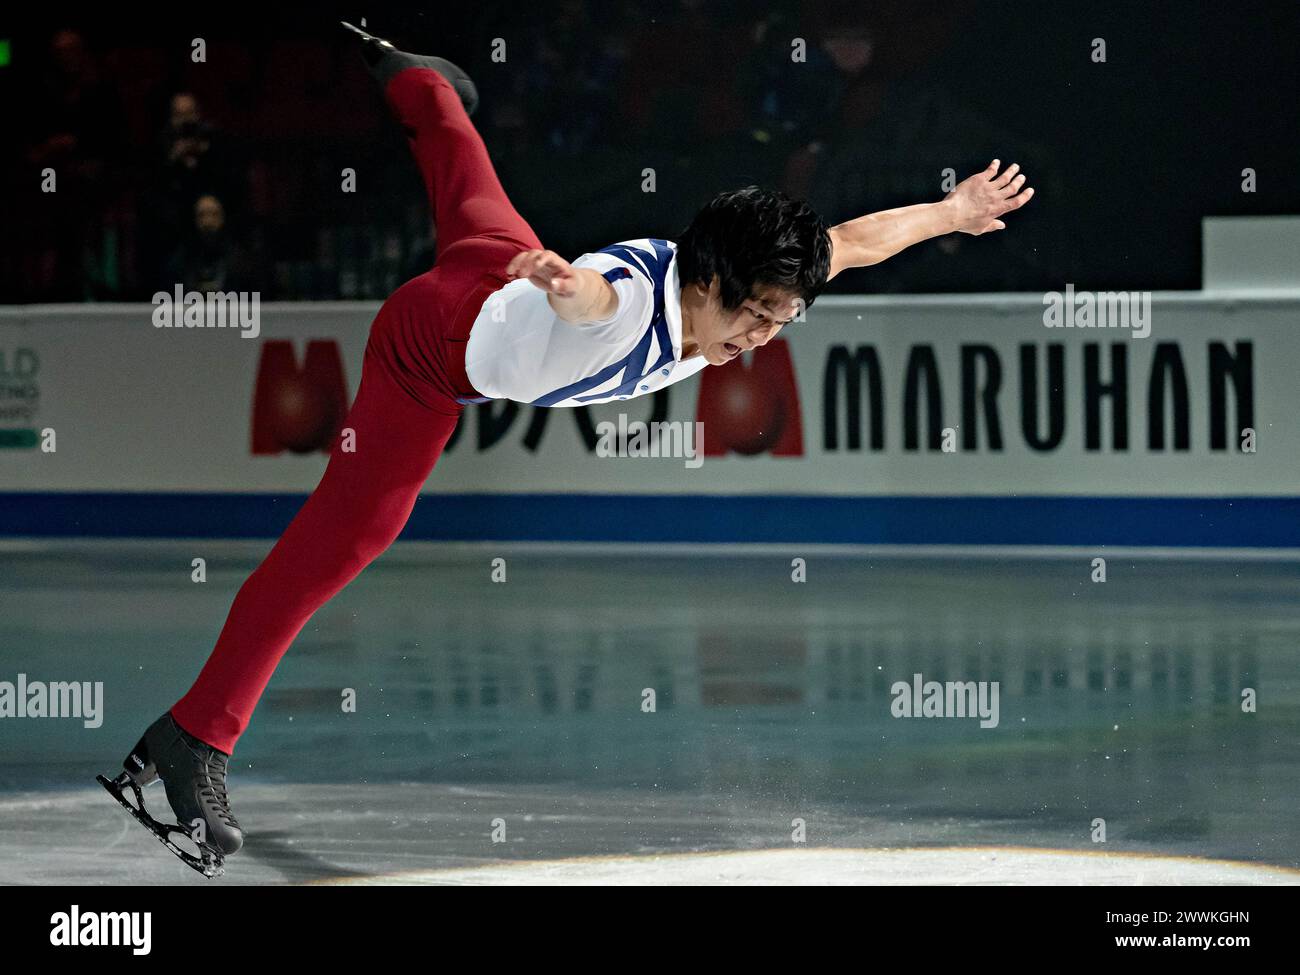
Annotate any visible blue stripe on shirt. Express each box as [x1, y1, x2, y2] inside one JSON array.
[[530, 240, 677, 407]]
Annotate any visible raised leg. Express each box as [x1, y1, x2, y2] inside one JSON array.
[[384, 66, 543, 259]]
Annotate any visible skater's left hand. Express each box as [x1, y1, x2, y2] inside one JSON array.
[[944, 160, 1034, 235]]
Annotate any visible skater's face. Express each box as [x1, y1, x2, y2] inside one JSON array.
[[685, 279, 801, 366]]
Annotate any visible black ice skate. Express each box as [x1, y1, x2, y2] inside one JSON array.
[[96, 712, 242, 879], [340, 20, 479, 115]]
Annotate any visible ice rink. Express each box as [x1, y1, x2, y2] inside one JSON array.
[[2, 541, 1298, 885]]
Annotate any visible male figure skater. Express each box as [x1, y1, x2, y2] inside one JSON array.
[[98, 23, 1033, 876]]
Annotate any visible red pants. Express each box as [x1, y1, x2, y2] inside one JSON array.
[[171, 68, 541, 754]]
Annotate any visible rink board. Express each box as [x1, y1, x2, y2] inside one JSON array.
[[1, 292, 1296, 544]]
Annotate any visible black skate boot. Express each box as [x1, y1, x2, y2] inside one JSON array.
[[96, 712, 242, 878], [340, 20, 479, 116]]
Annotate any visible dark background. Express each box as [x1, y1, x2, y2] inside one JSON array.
[[1, 0, 1296, 302]]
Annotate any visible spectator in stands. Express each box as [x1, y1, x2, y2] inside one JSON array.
[[162, 92, 243, 209], [167, 193, 254, 293], [164, 94, 214, 176], [140, 92, 244, 291]]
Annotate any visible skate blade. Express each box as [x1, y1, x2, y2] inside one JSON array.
[[96, 773, 225, 879]]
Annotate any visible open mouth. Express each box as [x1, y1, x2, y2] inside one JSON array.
[[723, 342, 741, 357]]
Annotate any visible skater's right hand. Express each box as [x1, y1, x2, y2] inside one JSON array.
[[506, 249, 580, 298], [506, 249, 619, 323]]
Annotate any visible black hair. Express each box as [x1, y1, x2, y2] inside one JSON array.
[[676, 186, 831, 313]]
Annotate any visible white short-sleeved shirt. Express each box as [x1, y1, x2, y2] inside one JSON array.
[[464, 238, 709, 407]]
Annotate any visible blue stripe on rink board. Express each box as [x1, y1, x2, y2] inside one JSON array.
[[1, 492, 1299, 546]]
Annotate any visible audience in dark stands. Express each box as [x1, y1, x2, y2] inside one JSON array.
[[138, 92, 248, 294], [17, 28, 127, 300], [0, 6, 1061, 302], [166, 194, 257, 293]]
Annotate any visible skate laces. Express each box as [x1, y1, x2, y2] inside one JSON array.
[[196, 749, 239, 828]]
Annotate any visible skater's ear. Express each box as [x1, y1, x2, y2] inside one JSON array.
[[693, 276, 719, 300]]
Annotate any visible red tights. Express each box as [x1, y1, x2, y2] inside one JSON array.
[[171, 68, 541, 753]]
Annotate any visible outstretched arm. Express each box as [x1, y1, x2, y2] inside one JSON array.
[[506, 249, 618, 323], [827, 160, 1034, 280]]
